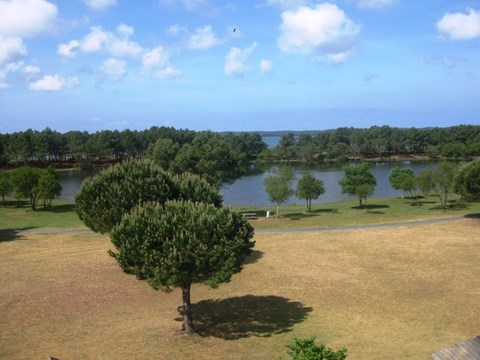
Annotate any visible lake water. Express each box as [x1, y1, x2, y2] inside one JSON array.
[[58, 161, 438, 207]]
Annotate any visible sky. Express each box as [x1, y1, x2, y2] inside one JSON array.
[[0, 0, 480, 133]]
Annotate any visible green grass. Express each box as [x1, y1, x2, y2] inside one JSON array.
[[233, 195, 480, 230], [0, 199, 85, 231], [1, 195, 479, 232]]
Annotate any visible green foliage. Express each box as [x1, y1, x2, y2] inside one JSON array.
[[418, 162, 456, 208], [296, 172, 325, 212], [171, 131, 244, 187], [11, 167, 42, 210], [223, 132, 268, 160], [36, 168, 62, 208], [110, 200, 254, 289], [339, 163, 377, 207], [282, 337, 348, 360], [110, 200, 254, 332], [454, 158, 480, 200], [388, 167, 419, 204], [264, 166, 295, 216], [75, 159, 222, 234], [0, 171, 13, 203], [146, 137, 180, 170]]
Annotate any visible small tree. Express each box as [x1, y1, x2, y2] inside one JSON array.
[[36, 168, 62, 208], [388, 167, 419, 205], [454, 158, 480, 200], [339, 163, 377, 207], [110, 201, 254, 333], [418, 162, 456, 208], [11, 167, 42, 210], [263, 166, 295, 217], [0, 171, 13, 204], [296, 172, 325, 212], [282, 337, 348, 360]]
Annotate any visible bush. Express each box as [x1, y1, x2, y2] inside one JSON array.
[[281, 337, 348, 360]]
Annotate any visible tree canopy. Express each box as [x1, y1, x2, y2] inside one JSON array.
[[339, 163, 377, 207], [454, 158, 480, 200], [296, 172, 325, 212], [263, 166, 295, 216], [75, 159, 222, 233], [110, 200, 254, 333]]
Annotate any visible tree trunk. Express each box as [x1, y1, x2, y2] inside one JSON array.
[[181, 282, 194, 334], [276, 205, 280, 218]]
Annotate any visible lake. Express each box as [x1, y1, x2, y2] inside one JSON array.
[[58, 161, 438, 207]]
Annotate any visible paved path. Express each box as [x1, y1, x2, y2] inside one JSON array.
[[1, 216, 471, 237]]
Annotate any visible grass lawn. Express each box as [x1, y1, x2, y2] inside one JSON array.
[[1, 195, 479, 232], [1, 220, 479, 359]]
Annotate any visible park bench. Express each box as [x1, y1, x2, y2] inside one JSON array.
[[241, 212, 258, 220]]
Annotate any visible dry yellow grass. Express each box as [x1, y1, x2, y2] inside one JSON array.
[[1, 220, 479, 359]]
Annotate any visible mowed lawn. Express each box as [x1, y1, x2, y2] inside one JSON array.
[[1, 220, 480, 359]]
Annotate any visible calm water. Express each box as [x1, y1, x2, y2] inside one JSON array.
[[58, 161, 438, 206]]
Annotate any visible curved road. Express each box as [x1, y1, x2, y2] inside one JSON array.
[[1, 215, 474, 237]]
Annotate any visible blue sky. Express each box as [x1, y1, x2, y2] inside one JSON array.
[[1, 0, 479, 133]]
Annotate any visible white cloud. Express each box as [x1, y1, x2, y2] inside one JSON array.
[[141, 46, 182, 80], [29, 75, 79, 91], [166, 24, 188, 36], [260, 59, 272, 74], [0, 0, 57, 38], [0, 61, 23, 89], [99, 58, 127, 82], [0, 37, 28, 66], [358, 0, 397, 10], [265, 0, 311, 10], [224, 42, 258, 76], [436, 8, 480, 41], [57, 39, 79, 58], [278, 3, 360, 63], [23, 65, 41, 75], [117, 23, 134, 37], [58, 25, 143, 58], [188, 26, 221, 49], [83, 0, 117, 11]]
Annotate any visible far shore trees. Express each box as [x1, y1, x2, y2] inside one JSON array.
[[296, 172, 325, 212], [339, 163, 377, 208], [75, 159, 254, 334]]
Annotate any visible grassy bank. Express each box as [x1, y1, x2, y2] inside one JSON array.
[[1, 220, 479, 359], [1, 195, 479, 232]]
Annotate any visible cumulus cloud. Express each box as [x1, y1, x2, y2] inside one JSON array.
[[0, 37, 28, 66], [260, 59, 272, 74], [188, 26, 221, 49], [0, 61, 24, 89], [358, 0, 397, 9], [278, 3, 360, 63], [141, 46, 182, 80], [58, 25, 143, 58], [23, 65, 41, 75], [0, 0, 57, 38], [98, 58, 127, 82], [436, 8, 480, 41], [224, 42, 258, 76], [29, 75, 79, 91], [83, 0, 117, 11]]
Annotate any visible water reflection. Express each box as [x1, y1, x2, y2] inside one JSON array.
[[58, 161, 438, 206]]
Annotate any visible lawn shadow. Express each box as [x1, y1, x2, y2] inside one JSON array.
[[243, 250, 264, 265], [351, 204, 390, 210], [47, 203, 76, 213], [0, 227, 37, 243], [283, 208, 338, 221], [183, 295, 312, 340], [310, 208, 338, 214], [464, 213, 480, 219]]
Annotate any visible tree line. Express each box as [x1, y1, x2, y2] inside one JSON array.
[[264, 125, 480, 162], [0, 126, 268, 168], [264, 159, 480, 214], [2, 124, 480, 168]]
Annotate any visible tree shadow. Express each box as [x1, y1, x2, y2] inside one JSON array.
[[0, 227, 37, 243], [310, 208, 338, 214], [182, 295, 313, 340], [243, 250, 264, 265], [284, 213, 316, 221], [464, 213, 480, 219], [46, 203, 76, 213], [351, 204, 389, 210]]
